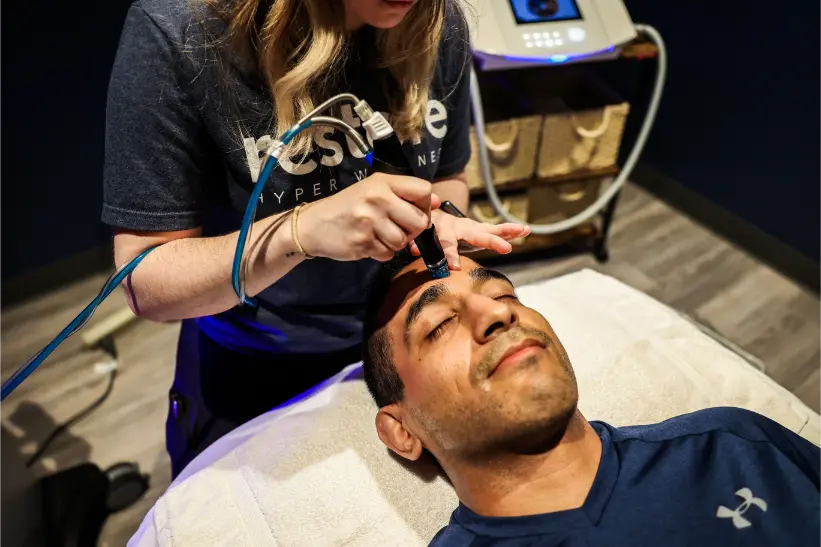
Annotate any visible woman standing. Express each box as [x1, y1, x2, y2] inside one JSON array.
[[104, 0, 528, 477]]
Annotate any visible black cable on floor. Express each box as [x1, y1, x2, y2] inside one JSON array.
[[26, 336, 119, 468]]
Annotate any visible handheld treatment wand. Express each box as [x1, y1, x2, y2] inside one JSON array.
[[0, 94, 393, 400], [2, 93, 457, 400], [413, 201, 474, 279], [415, 227, 450, 279]]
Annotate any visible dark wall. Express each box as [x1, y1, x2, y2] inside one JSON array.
[[2, 2, 132, 281], [3, 1, 818, 285], [623, 0, 820, 261]]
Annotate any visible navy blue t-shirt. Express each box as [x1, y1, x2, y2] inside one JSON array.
[[431, 407, 820, 546], [103, 0, 472, 355]]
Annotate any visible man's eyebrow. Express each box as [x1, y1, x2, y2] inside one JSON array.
[[469, 267, 515, 288], [404, 283, 448, 345]]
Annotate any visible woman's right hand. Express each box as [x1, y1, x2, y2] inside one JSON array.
[[297, 173, 438, 262]]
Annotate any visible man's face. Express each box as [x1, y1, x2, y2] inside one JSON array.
[[375, 257, 578, 461]]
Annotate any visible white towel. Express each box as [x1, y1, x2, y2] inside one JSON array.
[[129, 269, 819, 547]]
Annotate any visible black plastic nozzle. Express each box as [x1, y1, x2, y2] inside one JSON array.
[[414, 226, 449, 279]]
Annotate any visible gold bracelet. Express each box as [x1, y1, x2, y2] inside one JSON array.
[[291, 203, 315, 259]]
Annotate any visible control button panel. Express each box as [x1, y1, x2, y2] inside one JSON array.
[[522, 28, 584, 49], [567, 27, 586, 42]]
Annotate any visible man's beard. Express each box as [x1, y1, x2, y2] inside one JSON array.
[[453, 384, 579, 462], [426, 327, 579, 462], [471, 326, 576, 391], [471, 327, 554, 383]]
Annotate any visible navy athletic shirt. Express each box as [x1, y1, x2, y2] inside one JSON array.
[[103, 0, 471, 355], [430, 407, 820, 546]]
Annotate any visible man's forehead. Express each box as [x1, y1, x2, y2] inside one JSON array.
[[377, 258, 513, 325], [389, 258, 451, 304]]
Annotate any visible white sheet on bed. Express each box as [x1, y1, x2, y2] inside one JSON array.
[[129, 269, 820, 547]]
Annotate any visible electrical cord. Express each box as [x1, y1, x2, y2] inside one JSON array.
[[2, 93, 389, 401], [298, 93, 361, 126], [2, 119, 315, 399], [1, 26, 668, 399], [1, 246, 156, 401], [230, 107, 377, 306], [312, 117, 371, 154], [231, 120, 312, 306], [470, 23, 667, 234], [25, 336, 119, 468]]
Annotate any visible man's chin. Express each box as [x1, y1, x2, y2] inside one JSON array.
[[494, 377, 579, 454], [510, 403, 578, 455], [456, 394, 579, 460]]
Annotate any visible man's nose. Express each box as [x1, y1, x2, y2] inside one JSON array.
[[467, 294, 518, 343]]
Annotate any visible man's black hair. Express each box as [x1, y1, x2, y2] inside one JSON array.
[[362, 248, 416, 408]]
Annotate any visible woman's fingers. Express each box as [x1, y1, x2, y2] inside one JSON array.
[[406, 218, 530, 263], [374, 221, 408, 252], [451, 219, 527, 254], [370, 239, 397, 262], [440, 237, 461, 270], [385, 176, 434, 216], [386, 197, 432, 238], [485, 223, 531, 239], [430, 193, 442, 212], [429, 217, 461, 269], [469, 232, 514, 254]]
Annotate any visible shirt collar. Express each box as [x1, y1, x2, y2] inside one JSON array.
[[452, 421, 620, 538]]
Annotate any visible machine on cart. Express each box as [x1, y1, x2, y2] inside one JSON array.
[[465, 0, 666, 263]]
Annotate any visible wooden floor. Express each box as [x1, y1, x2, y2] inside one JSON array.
[[2, 183, 818, 546]]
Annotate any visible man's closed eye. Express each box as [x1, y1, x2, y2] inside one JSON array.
[[426, 295, 517, 341], [428, 315, 457, 341]]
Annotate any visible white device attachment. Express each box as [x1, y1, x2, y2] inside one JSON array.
[[265, 139, 285, 159], [354, 100, 394, 141], [363, 113, 394, 141]]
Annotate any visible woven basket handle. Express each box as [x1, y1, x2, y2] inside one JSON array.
[[471, 200, 513, 224], [558, 189, 587, 202], [574, 107, 612, 139], [483, 119, 520, 157]]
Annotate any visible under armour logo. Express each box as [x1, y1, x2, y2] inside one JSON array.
[[717, 488, 768, 529]]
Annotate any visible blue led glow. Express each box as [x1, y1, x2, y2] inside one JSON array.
[[428, 260, 450, 279], [502, 45, 616, 66]]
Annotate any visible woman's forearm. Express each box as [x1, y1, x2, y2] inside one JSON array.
[[119, 212, 305, 322], [433, 172, 469, 212]]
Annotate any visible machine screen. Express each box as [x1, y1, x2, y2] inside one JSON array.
[[508, 0, 583, 24]]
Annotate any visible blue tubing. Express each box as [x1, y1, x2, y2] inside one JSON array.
[[1, 247, 157, 401], [2, 120, 322, 401], [231, 121, 312, 306]]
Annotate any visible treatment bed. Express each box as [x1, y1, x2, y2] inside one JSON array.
[[128, 269, 820, 547]]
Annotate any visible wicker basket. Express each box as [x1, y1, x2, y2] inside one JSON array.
[[536, 103, 630, 178], [469, 193, 530, 246], [527, 179, 603, 226], [465, 115, 543, 192]]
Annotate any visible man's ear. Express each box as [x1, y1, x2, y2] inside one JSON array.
[[375, 404, 424, 462]]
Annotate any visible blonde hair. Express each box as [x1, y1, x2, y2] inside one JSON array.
[[199, 0, 448, 153]]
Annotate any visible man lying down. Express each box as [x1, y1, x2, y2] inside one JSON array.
[[361, 252, 820, 546]]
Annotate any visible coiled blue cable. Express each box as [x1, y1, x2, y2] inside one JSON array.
[[231, 121, 312, 306], [0, 123, 312, 401], [1, 246, 157, 401], [2, 109, 364, 400]]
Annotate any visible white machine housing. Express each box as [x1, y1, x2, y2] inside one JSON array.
[[467, 0, 637, 70]]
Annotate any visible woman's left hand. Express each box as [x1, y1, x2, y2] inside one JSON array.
[[409, 210, 531, 270]]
